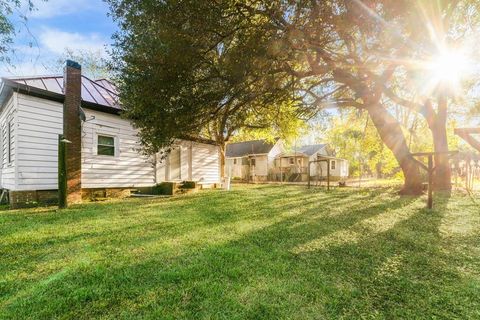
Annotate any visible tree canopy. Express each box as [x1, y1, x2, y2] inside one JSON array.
[[108, 0, 480, 193], [0, 0, 37, 62], [48, 48, 111, 80]]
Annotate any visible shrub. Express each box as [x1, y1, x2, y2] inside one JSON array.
[[181, 181, 197, 189]]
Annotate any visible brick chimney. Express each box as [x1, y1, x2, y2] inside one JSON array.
[[63, 60, 82, 204]]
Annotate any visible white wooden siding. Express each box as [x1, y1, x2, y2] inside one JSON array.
[[158, 141, 220, 184], [225, 157, 243, 178], [10, 93, 220, 190], [191, 142, 220, 184], [267, 140, 284, 175], [310, 158, 349, 178], [15, 94, 154, 190], [16, 94, 62, 190], [249, 155, 267, 176], [0, 93, 18, 189], [81, 109, 155, 188]]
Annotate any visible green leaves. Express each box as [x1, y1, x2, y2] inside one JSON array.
[[0, 0, 38, 62], [107, 0, 298, 153]]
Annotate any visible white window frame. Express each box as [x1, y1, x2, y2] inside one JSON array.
[[331, 160, 336, 170], [95, 133, 119, 157]]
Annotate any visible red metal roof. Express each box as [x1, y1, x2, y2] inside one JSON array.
[[4, 75, 120, 110]]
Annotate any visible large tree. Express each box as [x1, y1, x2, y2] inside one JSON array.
[[108, 0, 479, 193], [107, 0, 299, 175], [230, 0, 479, 193], [204, 99, 306, 177]]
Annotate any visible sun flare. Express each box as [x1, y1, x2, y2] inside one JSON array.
[[423, 49, 473, 96], [429, 50, 470, 83], [414, 48, 474, 97]]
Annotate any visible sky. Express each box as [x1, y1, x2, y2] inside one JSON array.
[[1, 0, 117, 77]]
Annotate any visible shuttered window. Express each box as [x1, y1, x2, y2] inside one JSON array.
[[97, 135, 115, 156]]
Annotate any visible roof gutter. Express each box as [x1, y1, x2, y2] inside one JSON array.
[[0, 80, 11, 108], [226, 153, 269, 158]]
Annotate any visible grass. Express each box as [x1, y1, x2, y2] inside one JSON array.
[[1, 184, 479, 319]]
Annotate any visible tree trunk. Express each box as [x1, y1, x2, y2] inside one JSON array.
[[219, 143, 226, 178], [430, 96, 452, 191], [367, 104, 423, 195]]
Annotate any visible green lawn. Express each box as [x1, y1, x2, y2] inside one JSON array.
[[1, 185, 479, 319]]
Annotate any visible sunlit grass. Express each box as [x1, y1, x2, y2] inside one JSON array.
[[1, 185, 479, 319]]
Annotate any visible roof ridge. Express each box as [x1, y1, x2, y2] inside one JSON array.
[[4, 74, 62, 80], [81, 75, 118, 96], [228, 139, 270, 145]]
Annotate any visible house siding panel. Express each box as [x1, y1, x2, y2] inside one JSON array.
[[16, 94, 62, 190], [0, 94, 18, 189], [191, 142, 220, 184], [11, 93, 220, 191], [15, 95, 155, 190], [81, 109, 155, 188]]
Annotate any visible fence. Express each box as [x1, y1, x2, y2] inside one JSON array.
[[268, 166, 308, 182]]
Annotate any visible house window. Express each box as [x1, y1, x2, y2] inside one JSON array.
[[331, 160, 336, 170], [289, 158, 294, 165], [7, 121, 12, 163], [233, 159, 237, 165], [250, 158, 256, 166], [97, 135, 115, 156]]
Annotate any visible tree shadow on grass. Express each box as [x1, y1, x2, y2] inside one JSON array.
[[0, 188, 440, 319]]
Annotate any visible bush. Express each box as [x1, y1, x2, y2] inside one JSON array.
[[181, 181, 197, 189]]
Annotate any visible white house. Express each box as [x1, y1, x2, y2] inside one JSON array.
[[0, 61, 220, 207], [225, 139, 284, 181], [274, 144, 349, 182]]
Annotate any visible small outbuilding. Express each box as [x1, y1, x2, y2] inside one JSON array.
[[273, 144, 349, 182], [225, 139, 284, 181]]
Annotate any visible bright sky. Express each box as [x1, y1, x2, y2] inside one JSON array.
[[1, 0, 116, 77]]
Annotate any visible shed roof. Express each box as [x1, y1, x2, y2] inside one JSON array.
[[295, 144, 327, 156], [226, 139, 278, 157], [1, 75, 120, 111]]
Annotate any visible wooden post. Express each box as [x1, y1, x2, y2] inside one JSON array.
[[327, 159, 330, 191], [427, 154, 433, 209], [58, 134, 67, 209], [411, 151, 458, 209], [307, 161, 311, 189]]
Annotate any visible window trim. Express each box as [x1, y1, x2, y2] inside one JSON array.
[[331, 160, 336, 170], [96, 134, 117, 157]]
